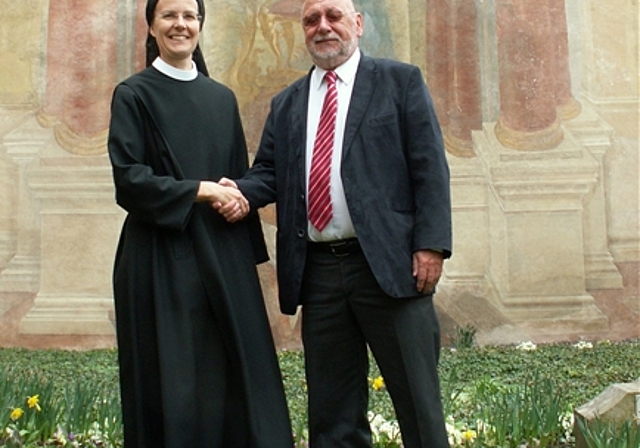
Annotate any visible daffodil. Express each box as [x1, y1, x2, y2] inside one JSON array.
[[462, 429, 477, 442], [371, 376, 385, 391], [27, 394, 42, 411], [10, 407, 24, 421]]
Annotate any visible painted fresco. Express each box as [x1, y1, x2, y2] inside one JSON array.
[[0, 0, 637, 349]]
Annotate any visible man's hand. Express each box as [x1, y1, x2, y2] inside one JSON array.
[[211, 177, 248, 223], [217, 177, 237, 189], [197, 179, 249, 223], [412, 249, 444, 294]]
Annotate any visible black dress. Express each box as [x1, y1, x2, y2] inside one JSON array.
[[107, 66, 293, 447]]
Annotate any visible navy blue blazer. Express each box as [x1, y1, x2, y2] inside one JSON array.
[[237, 54, 452, 315]]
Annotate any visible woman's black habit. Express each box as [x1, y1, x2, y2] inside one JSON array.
[[108, 65, 292, 447]]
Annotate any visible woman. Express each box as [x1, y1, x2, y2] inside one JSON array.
[[107, 0, 293, 446]]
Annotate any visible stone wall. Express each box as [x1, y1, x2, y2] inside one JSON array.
[[0, 0, 637, 349]]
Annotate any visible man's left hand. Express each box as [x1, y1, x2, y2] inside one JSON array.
[[412, 249, 443, 294]]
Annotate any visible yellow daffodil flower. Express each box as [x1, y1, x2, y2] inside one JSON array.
[[10, 407, 24, 421], [371, 376, 385, 391], [27, 394, 42, 411], [462, 429, 477, 442]]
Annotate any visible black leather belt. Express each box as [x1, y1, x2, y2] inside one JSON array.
[[307, 238, 361, 257]]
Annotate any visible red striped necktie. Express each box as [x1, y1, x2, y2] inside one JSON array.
[[308, 70, 338, 232]]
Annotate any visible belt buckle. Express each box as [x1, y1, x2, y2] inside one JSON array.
[[330, 240, 350, 258]]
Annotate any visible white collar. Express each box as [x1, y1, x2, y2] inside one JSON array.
[[152, 57, 198, 81], [312, 49, 361, 90]]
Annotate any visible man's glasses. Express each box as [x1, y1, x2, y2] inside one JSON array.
[[302, 9, 355, 28], [156, 11, 202, 24]]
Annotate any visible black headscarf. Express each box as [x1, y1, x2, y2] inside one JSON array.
[[145, 0, 209, 76]]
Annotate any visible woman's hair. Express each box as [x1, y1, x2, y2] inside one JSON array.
[[144, 0, 209, 76]]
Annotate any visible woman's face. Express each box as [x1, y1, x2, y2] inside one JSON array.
[[150, 0, 201, 70]]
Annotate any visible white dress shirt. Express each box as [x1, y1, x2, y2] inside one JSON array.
[[306, 50, 361, 242]]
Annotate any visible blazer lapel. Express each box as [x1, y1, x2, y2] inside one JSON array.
[[290, 73, 311, 193], [343, 55, 376, 157]]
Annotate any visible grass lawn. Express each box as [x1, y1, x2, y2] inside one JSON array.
[[0, 339, 638, 446]]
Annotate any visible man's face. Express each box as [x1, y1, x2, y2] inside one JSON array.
[[301, 0, 363, 70]]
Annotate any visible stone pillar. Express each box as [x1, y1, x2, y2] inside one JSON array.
[[443, 0, 482, 158], [546, 1, 618, 289], [443, 154, 489, 288], [579, 0, 639, 263], [426, 0, 450, 131], [494, 0, 564, 150], [565, 108, 623, 289], [427, 0, 483, 158], [37, 0, 117, 155], [115, 0, 146, 79], [475, 122, 609, 336], [57, 0, 117, 155], [19, 151, 121, 336], [18, 0, 123, 337], [134, 0, 148, 73], [384, 0, 411, 62], [36, 0, 69, 128], [0, 115, 25, 269], [549, 0, 581, 121], [0, 118, 51, 293]]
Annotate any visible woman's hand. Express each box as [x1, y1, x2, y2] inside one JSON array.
[[197, 180, 249, 222]]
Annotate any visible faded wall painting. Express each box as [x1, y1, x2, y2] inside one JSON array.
[[0, 0, 637, 349]]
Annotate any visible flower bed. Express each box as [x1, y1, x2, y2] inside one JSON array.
[[1, 340, 638, 447]]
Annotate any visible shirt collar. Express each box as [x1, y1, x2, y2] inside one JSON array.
[[152, 57, 198, 81], [312, 49, 361, 90]]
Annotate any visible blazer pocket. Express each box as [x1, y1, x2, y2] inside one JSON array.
[[368, 113, 397, 126], [392, 204, 415, 214]]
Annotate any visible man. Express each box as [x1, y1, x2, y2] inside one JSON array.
[[220, 0, 452, 446]]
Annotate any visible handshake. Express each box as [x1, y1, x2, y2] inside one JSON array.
[[197, 177, 248, 223]]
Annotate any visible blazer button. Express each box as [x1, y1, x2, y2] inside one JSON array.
[[297, 229, 306, 238]]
